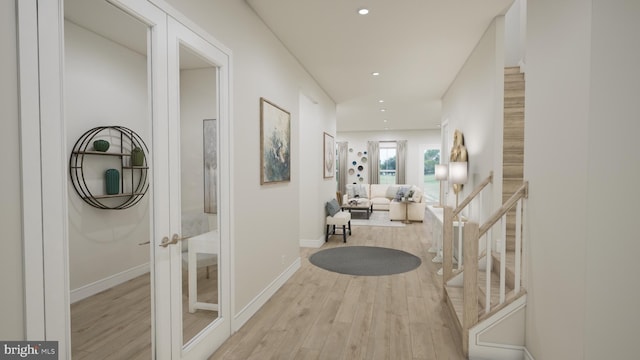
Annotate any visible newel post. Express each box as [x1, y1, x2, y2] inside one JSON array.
[[443, 206, 454, 282], [462, 221, 479, 356]]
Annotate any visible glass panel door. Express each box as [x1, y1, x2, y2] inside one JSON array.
[[167, 16, 231, 359], [65, 0, 154, 358]]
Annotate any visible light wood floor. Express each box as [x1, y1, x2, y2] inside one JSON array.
[[71, 265, 217, 359], [70, 213, 464, 359], [210, 217, 465, 360]]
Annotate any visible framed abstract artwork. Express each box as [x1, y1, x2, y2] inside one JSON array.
[[323, 132, 335, 178], [260, 97, 291, 184]]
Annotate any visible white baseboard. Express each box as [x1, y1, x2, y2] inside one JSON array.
[[300, 235, 325, 248], [232, 257, 301, 332], [70, 263, 150, 303], [523, 347, 535, 360]]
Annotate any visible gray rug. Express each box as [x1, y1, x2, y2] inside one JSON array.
[[309, 246, 421, 276]]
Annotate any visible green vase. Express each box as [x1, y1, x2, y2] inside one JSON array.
[[105, 169, 120, 195], [93, 139, 110, 152], [131, 147, 145, 166]]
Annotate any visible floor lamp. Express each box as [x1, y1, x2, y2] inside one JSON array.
[[434, 164, 448, 207], [449, 162, 468, 209]]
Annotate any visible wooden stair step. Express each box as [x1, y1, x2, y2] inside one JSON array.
[[491, 250, 517, 289], [477, 268, 513, 311], [504, 66, 521, 75], [444, 285, 464, 336]]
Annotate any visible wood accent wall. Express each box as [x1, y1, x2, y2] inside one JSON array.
[[503, 67, 525, 251]]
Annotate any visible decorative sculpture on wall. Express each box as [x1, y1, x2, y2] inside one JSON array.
[[450, 129, 468, 194]]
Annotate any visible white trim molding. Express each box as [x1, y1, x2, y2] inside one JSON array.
[[18, 1, 71, 354], [468, 294, 527, 360], [523, 347, 536, 360], [70, 264, 150, 303], [232, 257, 301, 331], [300, 235, 325, 248], [17, 0, 45, 341]]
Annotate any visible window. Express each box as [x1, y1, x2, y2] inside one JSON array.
[[423, 148, 440, 203], [379, 142, 396, 184]]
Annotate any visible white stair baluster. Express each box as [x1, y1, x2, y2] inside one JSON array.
[[500, 215, 506, 304], [485, 232, 492, 313], [515, 199, 522, 293]]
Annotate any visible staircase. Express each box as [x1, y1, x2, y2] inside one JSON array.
[[441, 67, 528, 359], [503, 67, 525, 251], [443, 183, 528, 359]]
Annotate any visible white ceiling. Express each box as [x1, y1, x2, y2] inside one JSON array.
[[65, 0, 514, 132], [246, 0, 513, 132]]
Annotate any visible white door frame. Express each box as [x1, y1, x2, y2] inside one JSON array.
[[17, 0, 70, 356], [17, 0, 233, 358], [165, 14, 232, 360]]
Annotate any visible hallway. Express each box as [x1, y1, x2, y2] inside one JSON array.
[[211, 215, 465, 359]]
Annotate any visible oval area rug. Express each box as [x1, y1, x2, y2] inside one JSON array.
[[309, 246, 421, 276]]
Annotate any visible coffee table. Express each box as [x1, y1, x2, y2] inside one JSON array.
[[341, 199, 372, 220]]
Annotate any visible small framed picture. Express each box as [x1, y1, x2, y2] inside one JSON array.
[[323, 132, 335, 178]]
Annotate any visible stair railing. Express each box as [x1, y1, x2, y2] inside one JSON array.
[[477, 181, 528, 314], [442, 172, 493, 282], [465, 181, 528, 323]]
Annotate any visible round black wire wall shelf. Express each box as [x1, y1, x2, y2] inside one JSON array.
[[69, 126, 149, 210]]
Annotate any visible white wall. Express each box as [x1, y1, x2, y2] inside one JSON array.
[[586, 2, 640, 357], [65, 21, 150, 291], [525, 0, 640, 358], [504, 0, 524, 67], [336, 130, 441, 187], [180, 68, 217, 223], [162, 0, 336, 314], [0, 0, 24, 340], [441, 17, 505, 222], [299, 93, 337, 245]]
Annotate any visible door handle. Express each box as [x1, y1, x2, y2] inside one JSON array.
[[158, 234, 184, 247]]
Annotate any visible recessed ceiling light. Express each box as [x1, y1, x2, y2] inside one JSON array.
[[380, 108, 386, 112], [378, 100, 385, 103], [358, 8, 369, 15], [371, 72, 380, 76], [383, 119, 388, 123]]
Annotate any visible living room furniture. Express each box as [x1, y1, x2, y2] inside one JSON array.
[[341, 198, 372, 219], [343, 183, 427, 221], [326, 210, 352, 243]]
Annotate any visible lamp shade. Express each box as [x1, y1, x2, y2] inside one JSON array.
[[435, 164, 448, 180], [449, 162, 468, 184]]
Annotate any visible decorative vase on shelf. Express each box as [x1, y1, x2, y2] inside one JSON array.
[[93, 139, 110, 152], [131, 147, 145, 166], [105, 169, 120, 195]]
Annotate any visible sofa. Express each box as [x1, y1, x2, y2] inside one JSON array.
[[343, 183, 427, 222]]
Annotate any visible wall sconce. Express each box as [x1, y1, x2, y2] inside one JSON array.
[[449, 162, 468, 208], [434, 164, 448, 207]]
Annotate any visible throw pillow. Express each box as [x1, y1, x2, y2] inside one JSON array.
[[394, 186, 409, 201], [385, 185, 399, 199], [326, 199, 341, 217], [410, 186, 422, 202], [355, 184, 368, 198], [346, 184, 356, 198]]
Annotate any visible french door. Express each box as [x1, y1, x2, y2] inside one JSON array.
[[162, 14, 232, 359], [19, 0, 232, 358]]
